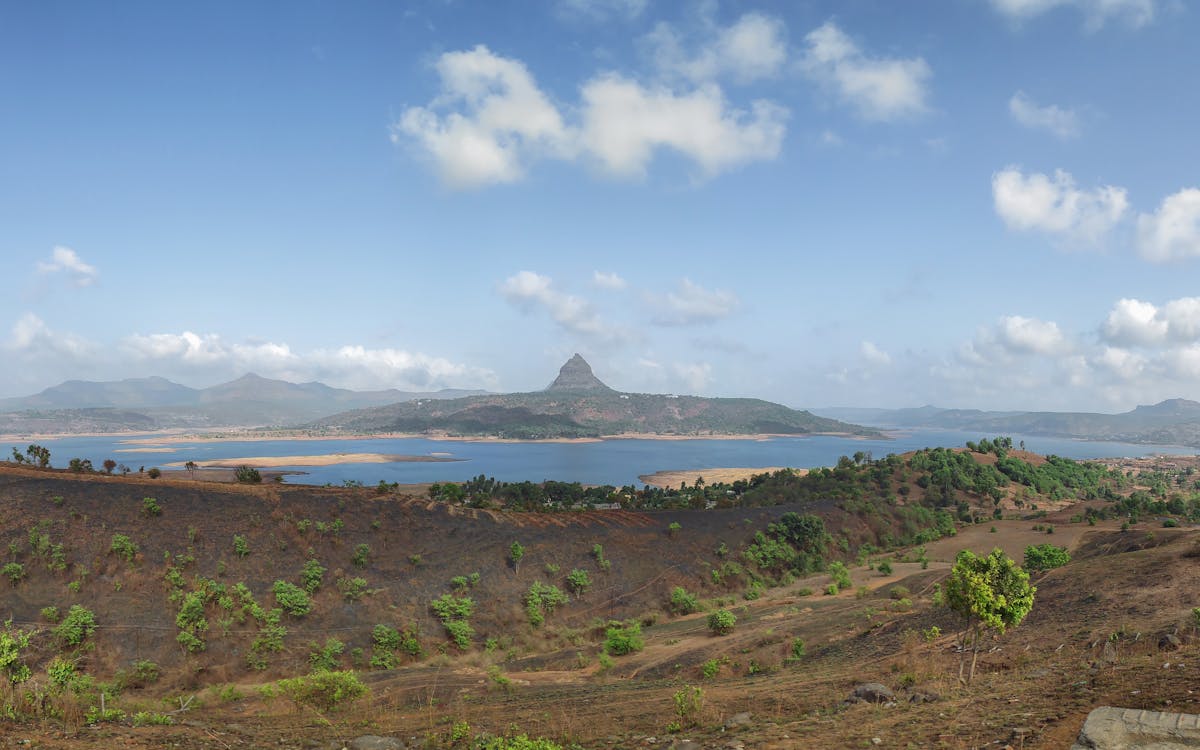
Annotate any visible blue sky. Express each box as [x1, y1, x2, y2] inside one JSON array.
[[3, 0, 1199, 411]]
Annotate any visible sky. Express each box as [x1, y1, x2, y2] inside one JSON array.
[[2, 0, 1199, 412]]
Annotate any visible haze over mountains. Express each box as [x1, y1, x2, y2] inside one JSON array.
[[814, 399, 1200, 448], [0, 374, 485, 434]]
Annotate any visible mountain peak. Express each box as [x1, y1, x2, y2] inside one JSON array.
[[546, 354, 612, 392]]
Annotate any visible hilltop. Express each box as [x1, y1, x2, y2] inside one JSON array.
[[311, 354, 876, 439], [815, 399, 1200, 448], [0, 443, 1198, 747]]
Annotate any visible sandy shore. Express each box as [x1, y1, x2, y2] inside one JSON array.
[[163, 453, 463, 469], [638, 466, 806, 488]]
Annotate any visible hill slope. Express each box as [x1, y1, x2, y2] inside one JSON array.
[[313, 354, 875, 439]]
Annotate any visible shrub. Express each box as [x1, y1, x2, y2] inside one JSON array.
[[275, 670, 367, 712], [672, 685, 703, 729], [1023, 543, 1070, 572], [667, 521, 682, 536], [525, 582, 569, 626], [234, 465, 262, 484], [789, 637, 806, 660], [566, 568, 592, 596], [308, 637, 345, 671], [827, 561, 852, 592], [233, 535, 249, 558], [878, 560, 893, 576], [40, 606, 60, 622], [474, 735, 565, 750], [141, 497, 161, 517], [300, 559, 325, 594], [0, 622, 34, 683], [604, 621, 644, 655], [890, 585, 911, 600], [54, 605, 97, 647], [370, 623, 422, 668], [669, 586, 700, 615], [110, 534, 138, 563], [706, 609, 736, 636], [2, 562, 24, 585], [701, 658, 722, 678], [146, 467, 161, 479], [825, 583, 839, 596], [351, 543, 370, 568], [273, 580, 312, 617], [337, 576, 368, 601]]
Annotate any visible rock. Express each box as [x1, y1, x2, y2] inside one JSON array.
[[349, 736, 405, 750], [667, 740, 701, 750], [908, 690, 940, 704], [1160, 633, 1183, 651], [1071, 706, 1200, 750], [850, 683, 896, 703], [1100, 640, 1118, 664], [871, 738, 882, 745], [724, 712, 752, 729]]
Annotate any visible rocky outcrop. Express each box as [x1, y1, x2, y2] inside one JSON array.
[[1071, 707, 1200, 749], [546, 354, 613, 392]]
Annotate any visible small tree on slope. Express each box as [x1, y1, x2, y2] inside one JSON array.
[[939, 547, 1035, 684]]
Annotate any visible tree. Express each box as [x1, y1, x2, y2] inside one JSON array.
[[102, 459, 117, 475], [509, 541, 525, 575], [10, 448, 24, 465], [184, 461, 198, 478], [939, 548, 1035, 684], [26, 444, 50, 468]]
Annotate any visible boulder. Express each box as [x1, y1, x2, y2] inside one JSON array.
[[1071, 707, 1200, 749], [724, 712, 752, 729], [1160, 633, 1183, 651], [850, 683, 896, 704], [348, 736, 405, 750]]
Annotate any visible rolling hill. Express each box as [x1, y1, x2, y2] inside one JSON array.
[[312, 354, 877, 439]]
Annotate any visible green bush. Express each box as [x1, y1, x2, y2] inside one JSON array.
[[273, 580, 312, 617], [300, 559, 325, 594], [110, 534, 138, 563], [2, 562, 24, 585], [370, 622, 422, 668], [669, 586, 700, 615], [706, 609, 736, 636], [233, 535, 249, 558], [275, 669, 367, 712], [308, 637, 345, 671], [566, 568, 592, 595], [789, 637, 806, 660], [1023, 543, 1070, 572], [54, 604, 97, 647], [337, 576, 368, 601], [474, 735, 565, 750], [234, 465, 262, 484], [351, 543, 370, 568], [141, 497, 161, 517], [827, 561, 852, 591], [877, 560, 893, 576], [603, 621, 644, 655], [525, 581, 570, 626]]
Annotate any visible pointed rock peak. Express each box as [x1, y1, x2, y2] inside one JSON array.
[[546, 354, 612, 392]]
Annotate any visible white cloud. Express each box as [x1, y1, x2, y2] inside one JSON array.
[[988, 0, 1156, 29], [1161, 345, 1200, 380], [860, 341, 892, 366], [673, 361, 713, 393], [1101, 296, 1200, 347], [36, 246, 99, 287], [7, 313, 92, 358], [579, 76, 787, 179], [1136, 188, 1200, 262], [592, 271, 628, 290], [1093, 346, 1147, 380], [996, 315, 1067, 355], [798, 21, 931, 121], [1008, 91, 1079, 138], [394, 45, 569, 189], [397, 45, 787, 187], [645, 12, 788, 84], [652, 277, 739, 325], [991, 167, 1128, 246], [499, 271, 628, 342], [556, 0, 647, 22]]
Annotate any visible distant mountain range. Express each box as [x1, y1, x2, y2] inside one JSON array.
[[812, 399, 1200, 448], [0, 374, 486, 434], [310, 354, 876, 439]]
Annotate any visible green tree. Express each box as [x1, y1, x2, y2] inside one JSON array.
[[509, 541, 525, 575], [26, 444, 51, 468], [939, 548, 1035, 684]]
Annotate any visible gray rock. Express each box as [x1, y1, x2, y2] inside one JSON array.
[[667, 741, 701, 750], [1160, 633, 1183, 651], [1071, 706, 1200, 749], [850, 683, 896, 703], [1100, 640, 1118, 664], [725, 712, 752, 729], [349, 736, 405, 750], [908, 690, 940, 704]]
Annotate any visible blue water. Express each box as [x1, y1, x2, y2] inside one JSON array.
[[7, 430, 1195, 487]]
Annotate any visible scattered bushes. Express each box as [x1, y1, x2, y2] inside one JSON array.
[[603, 621, 644, 655], [273, 580, 313, 617], [371, 623, 422, 668], [525, 582, 569, 626], [274, 669, 367, 712], [431, 594, 475, 649], [669, 586, 700, 615]]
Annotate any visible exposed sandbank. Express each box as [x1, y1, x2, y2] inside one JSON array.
[[639, 466, 806, 488], [164, 453, 463, 469]]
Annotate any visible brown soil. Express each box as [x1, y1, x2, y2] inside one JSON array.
[[1, 464, 1198, 749]]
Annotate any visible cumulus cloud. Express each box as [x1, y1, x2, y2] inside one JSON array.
[[988, 0, 1156, 29], [651, 278, 739, 326], [1009, 91, 1079, 138], [963, 314, 1068, 364], [1101, 297, 1200, 347], [9, 313, 91, 357], [1093, 346, 1147, 380], [992, 167, 1128, 246], [394, 45, 569, 188], [1136, 188, 1200, 262], [860, 341, 892, 367], [592, 271, 627, 290], [798, 21, 931, 121], [36, 246, 98, 288], [396, 44, 787, 188], [644, 12, 788, 84], [578, 76, 787, 179], [499, 270, 629, 342], [673, 361, 713, 393]]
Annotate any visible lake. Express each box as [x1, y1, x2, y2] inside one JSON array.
[[7, 430, 1195, 487]]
